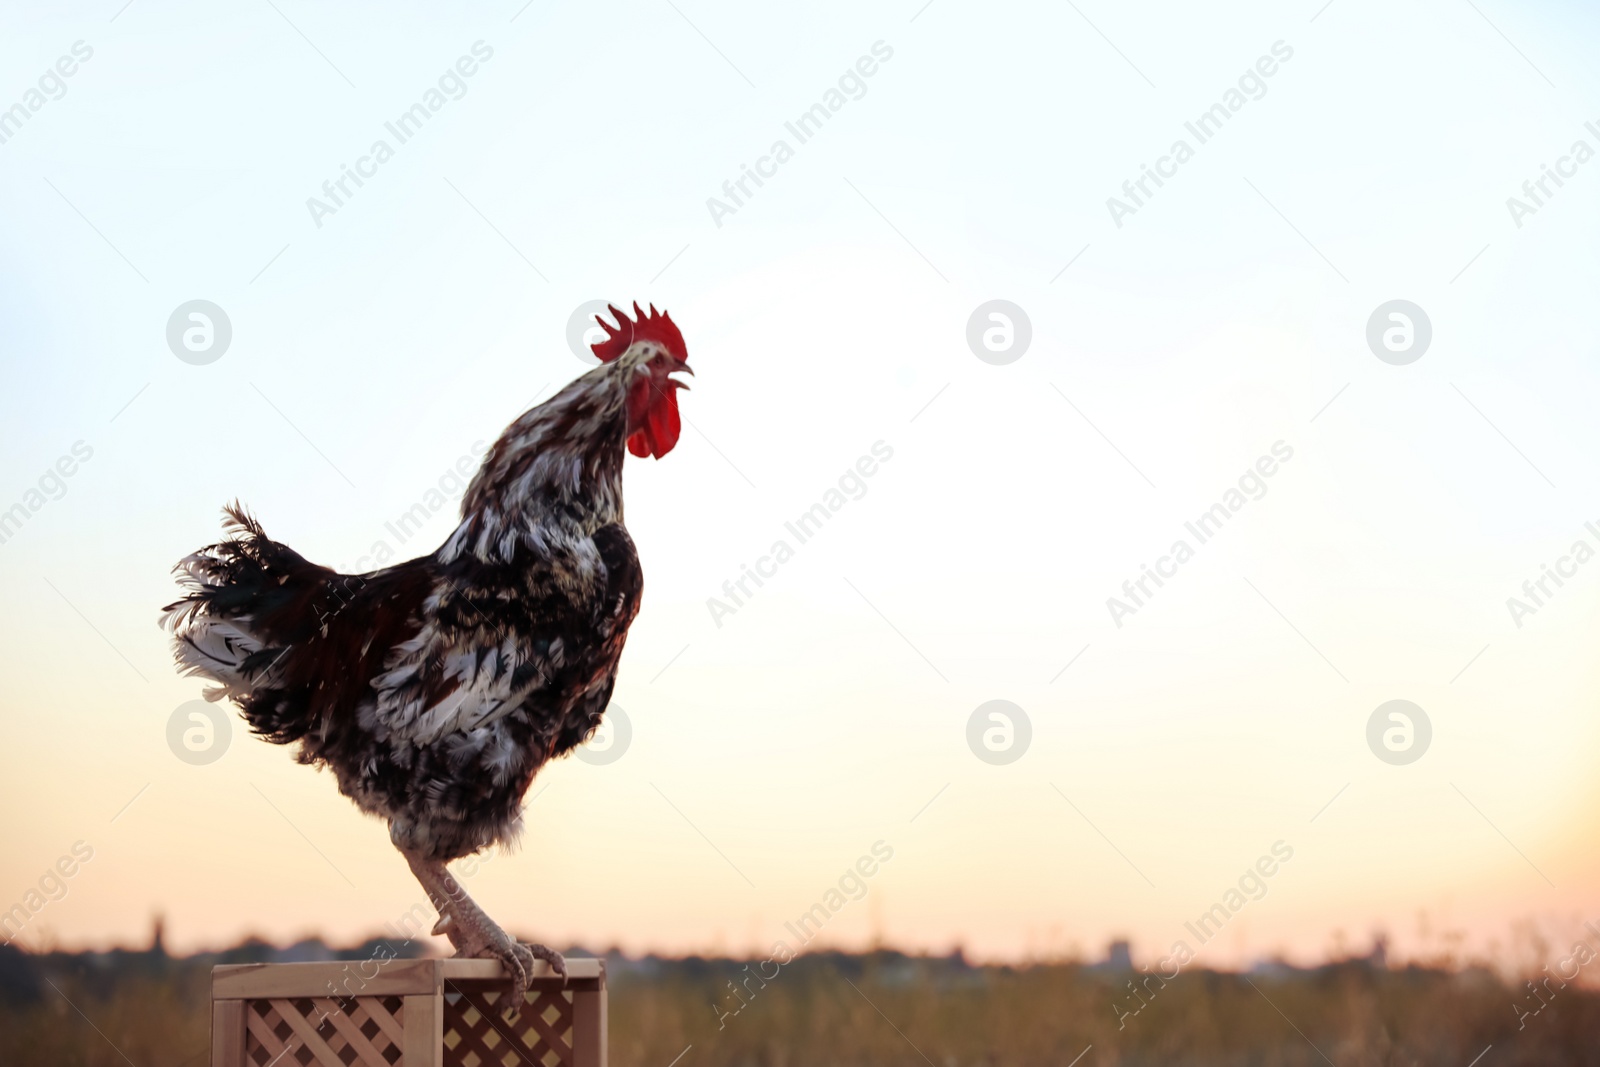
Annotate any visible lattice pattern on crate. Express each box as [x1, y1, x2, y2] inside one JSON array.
[[244, 995, 405, 1067], [443, 987, 574, 1067]]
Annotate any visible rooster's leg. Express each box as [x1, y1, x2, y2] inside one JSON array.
[[400, 847, 567, 1012]]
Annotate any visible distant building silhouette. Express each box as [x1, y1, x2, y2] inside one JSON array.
[[1089, 939, 1134, 973], [1367, 934, 1388, 970]]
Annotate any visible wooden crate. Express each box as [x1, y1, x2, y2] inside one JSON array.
[[210, 957, 605, 1067]]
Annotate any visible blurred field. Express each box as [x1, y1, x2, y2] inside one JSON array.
[[3, 941, 1597, 1066]]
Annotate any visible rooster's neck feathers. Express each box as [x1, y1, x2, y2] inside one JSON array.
[[440, 361, 633, 565]]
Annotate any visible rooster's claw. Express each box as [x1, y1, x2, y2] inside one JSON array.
[[474, 940, 565, 1017], [526, 942, 567, 984]]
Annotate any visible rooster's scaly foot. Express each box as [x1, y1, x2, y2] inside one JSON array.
[[458, 938, 566, 1014]]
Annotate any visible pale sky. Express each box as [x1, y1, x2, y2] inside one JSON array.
[[3, 0, 1600, 971]]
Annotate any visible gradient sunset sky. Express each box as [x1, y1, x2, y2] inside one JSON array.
[[3, 0, 1600, 971]]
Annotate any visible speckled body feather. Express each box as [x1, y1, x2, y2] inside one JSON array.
[[162, 350, 663, 863]]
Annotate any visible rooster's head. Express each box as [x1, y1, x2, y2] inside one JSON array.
[[591, 302, 693, 460]]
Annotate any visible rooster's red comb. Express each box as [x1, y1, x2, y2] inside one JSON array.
[[591, 302, 687, 364]]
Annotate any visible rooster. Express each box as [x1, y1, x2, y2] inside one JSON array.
[[161, 303, 691, 1003]]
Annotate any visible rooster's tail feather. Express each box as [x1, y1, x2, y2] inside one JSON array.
[[161, 503, 302, 705]]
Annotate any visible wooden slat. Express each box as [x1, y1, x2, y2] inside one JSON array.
[[211, 999, 246, 1067], [214, 959, 442, 999], [315, 998, 393, 1066], [521, 994, 574, 1063], [449, 988, 554, 1067], [244, 1002, 291, 1062], [346, 996, 406, 1048], [215, 959, 603, 1065], [572, 984, 606, 1067], [439, 993, 504, 1067], [269, 998, 347, 1067], [402, 993, 442, 1067]]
